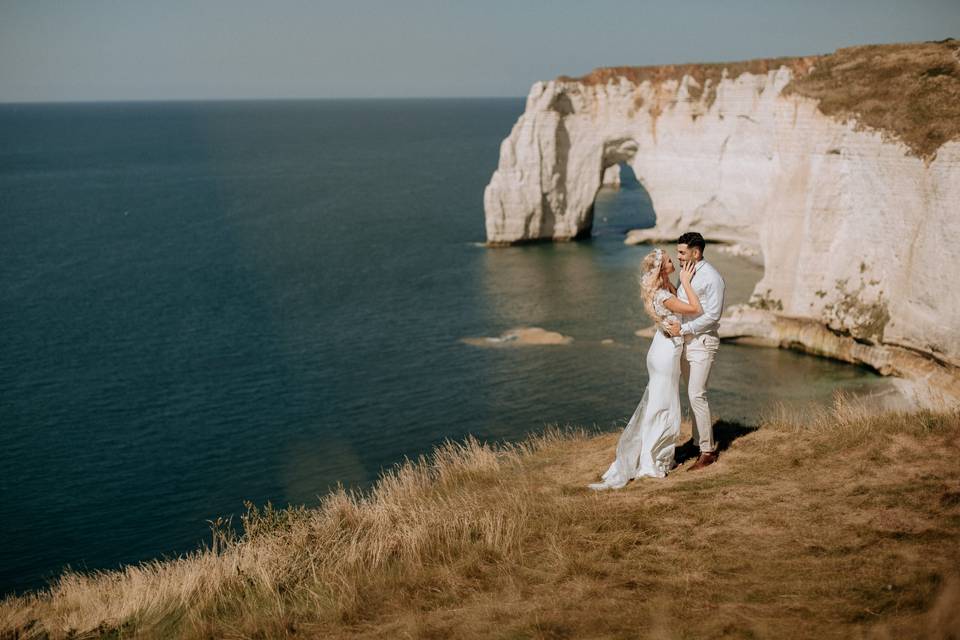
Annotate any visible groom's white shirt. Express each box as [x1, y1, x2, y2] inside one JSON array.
[[676, 259, 725, 336]]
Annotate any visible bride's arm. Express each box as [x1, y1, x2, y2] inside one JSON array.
[[663, 293, 700, 315]]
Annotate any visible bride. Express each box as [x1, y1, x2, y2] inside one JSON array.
[[589, 248, 703, 490]]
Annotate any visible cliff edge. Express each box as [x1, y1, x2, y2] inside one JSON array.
[[3, 404, 959, 638], [483, 39, 960, 403]]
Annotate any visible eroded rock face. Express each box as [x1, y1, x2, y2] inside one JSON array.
[[483, 68, 960, 376], [720, 306, 960, 407]]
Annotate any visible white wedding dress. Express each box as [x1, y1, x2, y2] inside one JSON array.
[[589, 288, 683, 489]]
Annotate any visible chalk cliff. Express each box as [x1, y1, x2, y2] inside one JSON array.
[[483, 40, 960, 401]]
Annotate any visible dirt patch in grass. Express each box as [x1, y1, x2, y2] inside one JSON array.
[[786, 38, 960, 160]]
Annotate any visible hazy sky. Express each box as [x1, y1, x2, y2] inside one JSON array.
[[1, 0, 958, 102]]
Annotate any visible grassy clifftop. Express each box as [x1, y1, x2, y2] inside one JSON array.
[[3, 400, 960, 639], [557, 38, 960, 159]]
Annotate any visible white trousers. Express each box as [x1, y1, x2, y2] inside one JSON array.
[[681, 333, 720, 453]]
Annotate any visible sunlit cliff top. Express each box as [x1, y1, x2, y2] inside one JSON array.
[[556, 38, 960, 159]]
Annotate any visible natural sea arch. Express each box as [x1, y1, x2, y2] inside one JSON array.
[[590, 161, 657, 239]]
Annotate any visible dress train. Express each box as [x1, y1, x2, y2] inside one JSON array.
[[589, 330, 682, 490]]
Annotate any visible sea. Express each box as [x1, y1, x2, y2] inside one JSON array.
[[0, 98, 890, 597]]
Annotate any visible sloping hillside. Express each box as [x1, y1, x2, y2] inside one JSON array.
[[2, 400, 959, 638]]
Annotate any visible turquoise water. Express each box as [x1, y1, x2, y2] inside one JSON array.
[[0, 99, 885, 596]]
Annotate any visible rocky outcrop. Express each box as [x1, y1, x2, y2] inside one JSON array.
[[462, 326, 574, 347], [720, 307, 960, 407], [601, 164, 621, 186], [483, 41, 960, 401]]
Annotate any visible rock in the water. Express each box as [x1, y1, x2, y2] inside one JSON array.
[[601, 164, 621, 187], [720, 305, 960, 406], [716, 242, 764, 267], [623, 229, 680, 246], [462, 327, 574, 347]]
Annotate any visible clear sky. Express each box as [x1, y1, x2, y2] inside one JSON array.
[[1, 0, 958, 102]]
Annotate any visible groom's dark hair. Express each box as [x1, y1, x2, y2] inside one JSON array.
[[678, 232, 706, 253]]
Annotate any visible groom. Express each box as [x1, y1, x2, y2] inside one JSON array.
[[665, 232, 726, 471]]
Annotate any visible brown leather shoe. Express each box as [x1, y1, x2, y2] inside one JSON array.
[[688, 450, 718, 471]]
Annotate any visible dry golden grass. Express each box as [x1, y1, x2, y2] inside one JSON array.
[[559, 38, 960, 160], [557, 55, 817, 110], [786, 38, 960, 160], [3, 397, 960, 639]]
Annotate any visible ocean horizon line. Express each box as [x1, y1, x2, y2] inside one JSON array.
[[0, 95, 527, 107]]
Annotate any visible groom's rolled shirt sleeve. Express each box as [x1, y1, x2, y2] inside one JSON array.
[[680, 276, 724, 336]]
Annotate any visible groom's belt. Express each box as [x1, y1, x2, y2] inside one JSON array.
[[683, 330, 720, 341]]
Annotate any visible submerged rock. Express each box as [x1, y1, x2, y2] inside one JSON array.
[[462, 326, 574, 347], [634, 326, 657, 338]]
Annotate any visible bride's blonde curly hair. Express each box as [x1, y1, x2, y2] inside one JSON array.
[[639, 248, 667, 329]]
